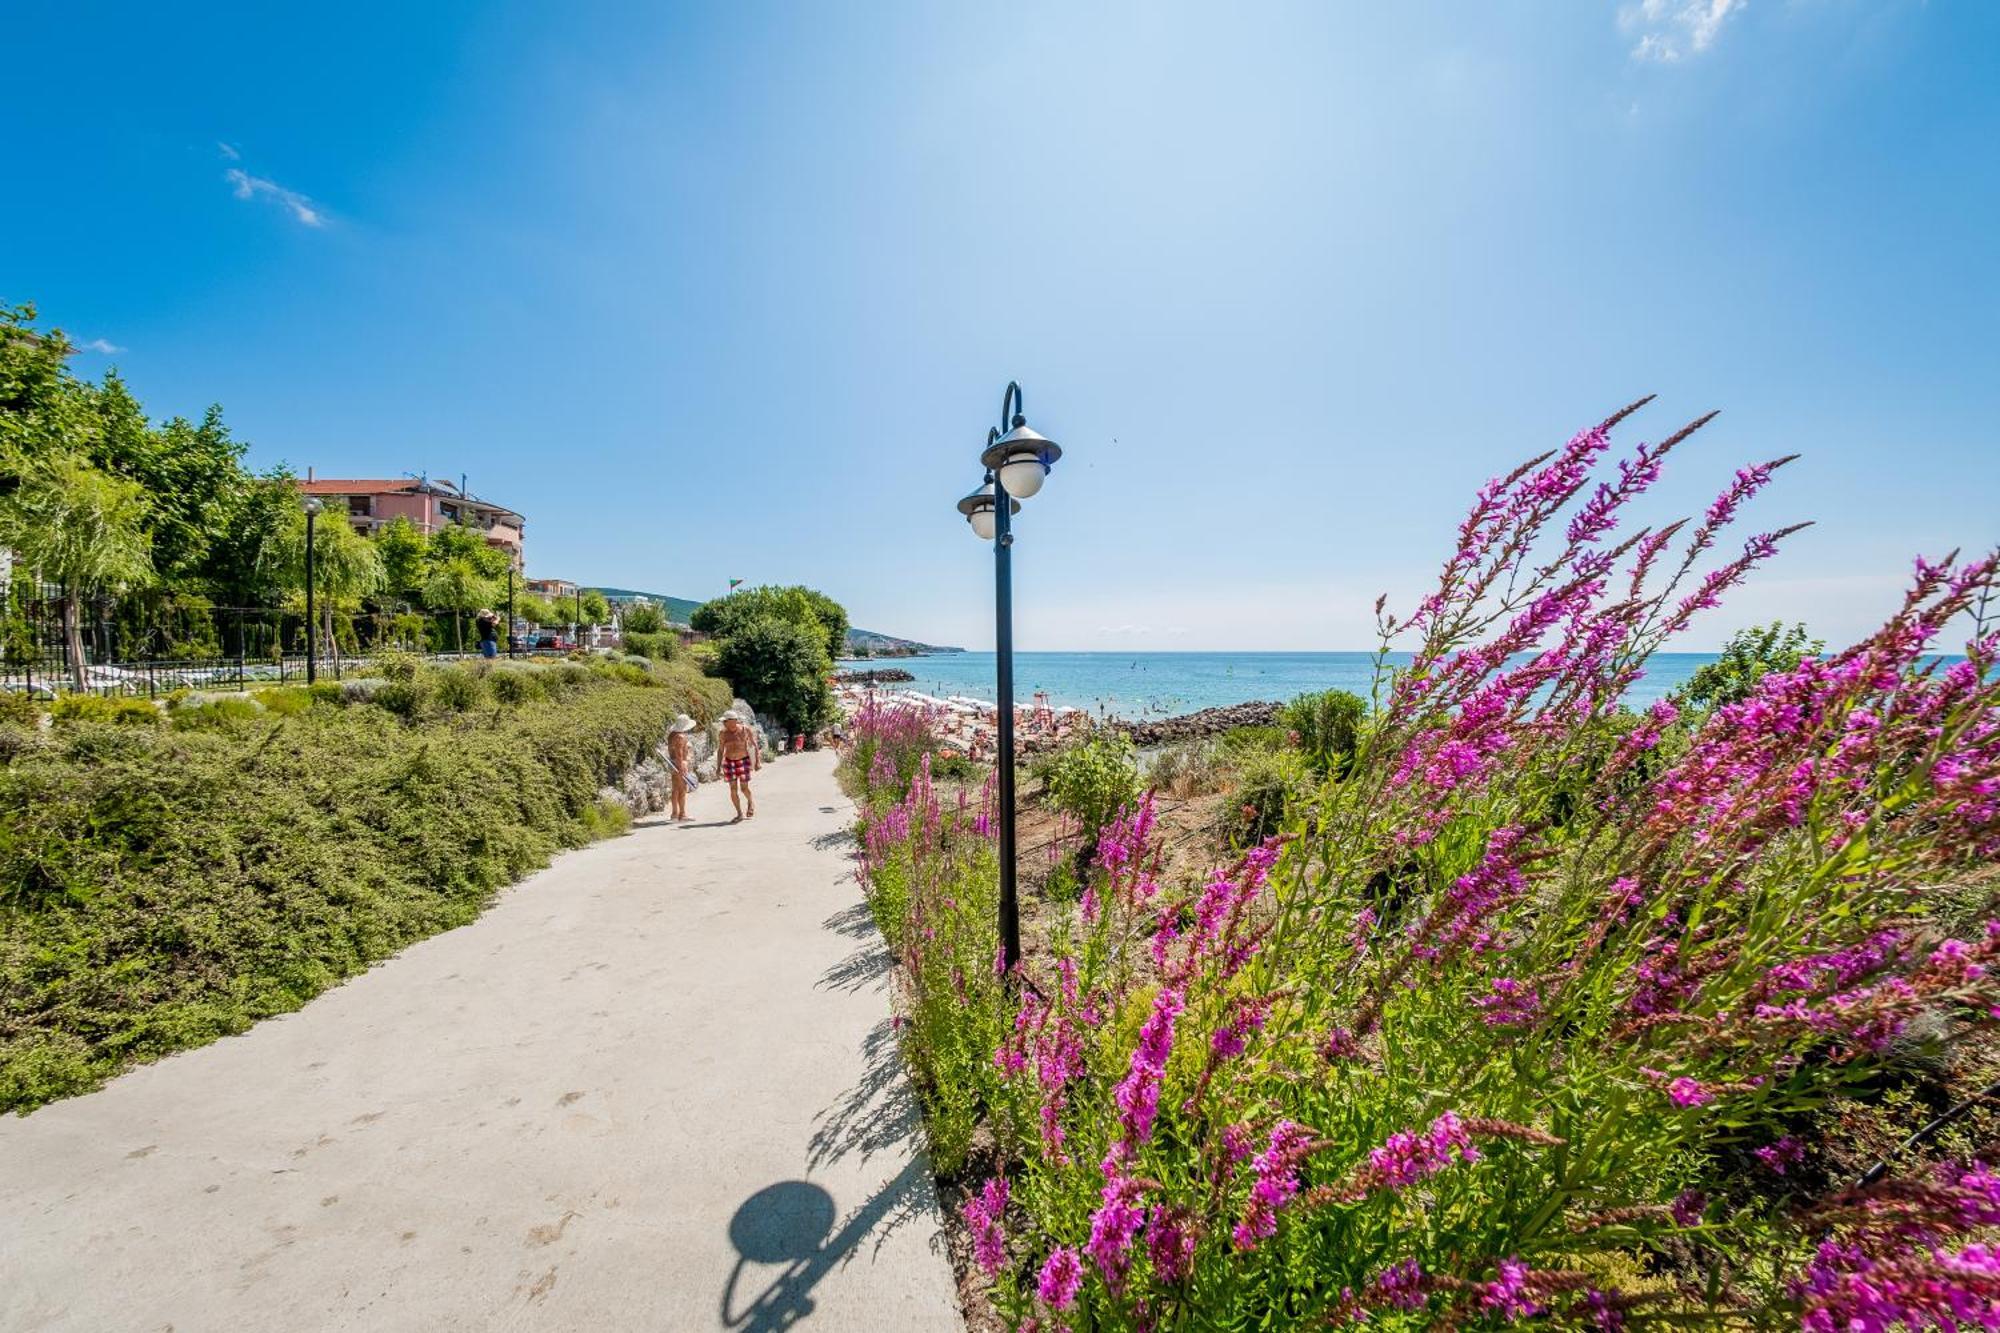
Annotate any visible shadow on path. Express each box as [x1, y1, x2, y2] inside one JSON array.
[[717, 1157, 931, 1331]]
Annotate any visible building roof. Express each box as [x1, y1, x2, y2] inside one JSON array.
[[297, 477, 523, 523]]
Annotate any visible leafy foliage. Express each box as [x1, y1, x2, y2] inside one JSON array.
[[1676, 620, 1824, 711], [620, 600, 667, 635], [692, 584, 848, 663], [1039, 733, 1141, 845], [0, 664, 719, 1111], [854, 403, 2000, 1331], [1281, 687, 1368, 777], [714, 615, 835, 733]]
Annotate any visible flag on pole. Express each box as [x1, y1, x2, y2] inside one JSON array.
[[728, 579, 744, 592]]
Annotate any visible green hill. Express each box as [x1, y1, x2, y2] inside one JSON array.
[[585, 587, 960, 655]]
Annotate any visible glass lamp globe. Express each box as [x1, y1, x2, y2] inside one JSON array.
[[998, 454, 1048, 499], [968, 504, 997, 540], [304, 496, 324, 517]]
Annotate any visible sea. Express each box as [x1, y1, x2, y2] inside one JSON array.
[[835, 651, 1723, 721]]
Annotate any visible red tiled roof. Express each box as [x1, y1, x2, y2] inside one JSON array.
[[298, 479, 417, 495]]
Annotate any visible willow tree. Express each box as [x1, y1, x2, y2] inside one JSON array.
[[422, 557, 492, 653], [276, 509, 383, 672], [0, 453, 155, 689]]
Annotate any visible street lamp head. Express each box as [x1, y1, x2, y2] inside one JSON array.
[[956, 482, 1019, 541], [303, 496, 324, 517], [980, 423, 1062, 500]]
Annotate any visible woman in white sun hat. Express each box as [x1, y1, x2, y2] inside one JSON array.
[[667, 714, 697, 822]]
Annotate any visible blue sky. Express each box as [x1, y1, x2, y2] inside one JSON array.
[[6, 1, 1995, 650]]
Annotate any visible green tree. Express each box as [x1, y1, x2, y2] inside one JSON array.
[[1282, 688, 1369, 778], [1675, 621, 1823, 712], [425, 520, 510, 581], [580, 589, 611, 627], [0, 453, 155, 689], [423, 557, 492, 653], [692, 584, 848, 661], [374, 516, 428, 602], [0, 303, 94, 487], [515, 592, 558, 629], [714, 614, 834, 733], [621, 600, 667, 635], [280, 506, 384, 670]]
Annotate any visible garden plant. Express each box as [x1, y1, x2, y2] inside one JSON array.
[[847, 399, 2000, 1330]]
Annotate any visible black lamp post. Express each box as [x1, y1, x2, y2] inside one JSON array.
[[507, 567, 517, 658], [957, 381, 1062, 972], [303, 496, 322, 685]]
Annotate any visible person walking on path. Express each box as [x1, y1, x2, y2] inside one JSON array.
[[667, 713, 696, 822], [474, 608, 500, 659], [718, 712, 760, 822]]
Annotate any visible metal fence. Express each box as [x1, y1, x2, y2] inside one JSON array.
[[0, 584, 609, 698]]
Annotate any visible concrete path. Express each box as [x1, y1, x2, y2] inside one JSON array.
[[0, 751, 961, 1332]]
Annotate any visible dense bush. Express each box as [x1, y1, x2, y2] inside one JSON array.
[[51, 694, 160, 728], [692, 584, 848, 663], [715, 614, 835, 734], [623, 629, 680, 662], [1676, 620, 1823, 711], [620, 601, 668, 635], [1038, 733, 1141, 845], [1282, 686, 1368, 777], [0, 660, 730, 1111], [858, 403, 2000, 1331]]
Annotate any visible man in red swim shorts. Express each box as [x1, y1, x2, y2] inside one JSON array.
[[717, 712, 760, 822]]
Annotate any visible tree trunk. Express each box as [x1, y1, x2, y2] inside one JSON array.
[[61, 588, 86, 693], [323, 602, 341, 674]]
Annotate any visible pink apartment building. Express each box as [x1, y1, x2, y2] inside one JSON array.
[[299, 472, 526, 570]]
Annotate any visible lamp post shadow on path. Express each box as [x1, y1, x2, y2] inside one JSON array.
[[717, 1157, 931, 1332]]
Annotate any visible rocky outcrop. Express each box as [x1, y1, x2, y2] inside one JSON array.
[[1114, 700, 1283, 747], [833, 667, 915, 684]]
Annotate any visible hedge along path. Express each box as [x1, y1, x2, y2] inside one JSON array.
[[0, 662, 728, 1112], [0, 749, 959, 1331]]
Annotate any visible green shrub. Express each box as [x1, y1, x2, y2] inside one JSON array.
[[51, 695, 161, 728], [259, 686, 313, 717], [0, 723, 43, 765], [373, 677, 430, 719], [1675, 620, 1822, 711], [1232, 746, 1312, 843], [307, 680, 345, 706], [714, 614, 835, 734], [1147, 738, 1227, 798], [488, 669, 543, 707], [1281, 687, 1368, 777], [1041, 733, 1140, 841], [429, 666, 486, 713], [620, 602, 668, 635], [623, 630, 680, 662], [1217, 723, 1287, 756], [376, 650, 421, 684], [169, 696, 264, 730], [0, 674, 692, 1110], [0, 692, 37, 727]]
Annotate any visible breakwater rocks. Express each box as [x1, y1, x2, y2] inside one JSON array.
[[834, 667, 916, 684], [1114, 700, 1282, 746]]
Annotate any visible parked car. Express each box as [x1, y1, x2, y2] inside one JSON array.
[[533, 634, 574, 651]]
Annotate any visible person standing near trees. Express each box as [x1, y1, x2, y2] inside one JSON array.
[[474, 608, 500, 659], [718, 712, 760, 822], [667, 714, 696, 822]]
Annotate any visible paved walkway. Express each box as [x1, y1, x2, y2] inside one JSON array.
[[0, 752, 961, 1332]]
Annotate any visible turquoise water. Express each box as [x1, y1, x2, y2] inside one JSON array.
[[838, 651, 1721, 720]]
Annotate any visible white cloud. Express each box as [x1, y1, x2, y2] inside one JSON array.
[[217, 141, 240, 161], [76, 338, 124, 354], [1620, 0, 1747, 61], [223, 165, 326, 227]]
